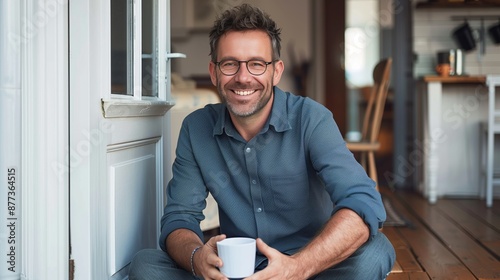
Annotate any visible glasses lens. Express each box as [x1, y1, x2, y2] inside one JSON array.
[[247, 60, 267, 75], [219, 60, 239, 75], [218, 60, 270, 76]]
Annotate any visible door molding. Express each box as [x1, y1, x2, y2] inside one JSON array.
[[21, 0, 69, 278]]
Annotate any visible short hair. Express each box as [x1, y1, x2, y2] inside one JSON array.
[[209, 3, 282, 62]]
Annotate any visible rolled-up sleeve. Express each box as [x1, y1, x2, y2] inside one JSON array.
[[306, 101, 386, 238], [159, 118, 208, 251]]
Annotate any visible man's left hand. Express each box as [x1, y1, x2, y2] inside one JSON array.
[[244, 238, 305, 280]]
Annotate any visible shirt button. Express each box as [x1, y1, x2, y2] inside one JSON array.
[[256, 208, 262, 212], [252, 180, 257, 184], [245, 147, 251, 153]]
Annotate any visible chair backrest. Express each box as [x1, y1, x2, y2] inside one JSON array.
[[360, 58, 392, 143]]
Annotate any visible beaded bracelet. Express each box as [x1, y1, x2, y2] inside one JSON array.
[[190, 246, 202, 276]]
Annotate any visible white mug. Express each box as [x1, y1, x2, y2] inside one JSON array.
[[216, 237, 256, 278]]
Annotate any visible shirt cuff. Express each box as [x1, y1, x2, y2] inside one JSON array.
[[332, 196, 385, 239], [159, 220, 204, 251]]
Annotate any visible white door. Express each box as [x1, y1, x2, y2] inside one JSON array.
[[69, 0, 177, 278]]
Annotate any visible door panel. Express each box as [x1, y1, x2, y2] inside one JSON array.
[[108, 138, 160, 275]]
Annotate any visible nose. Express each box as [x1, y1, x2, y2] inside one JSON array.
[[234, 61, 252, 82]]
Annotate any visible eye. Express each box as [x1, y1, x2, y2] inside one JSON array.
[[249, 60, 266, 68], [221, 60, 238, 68]]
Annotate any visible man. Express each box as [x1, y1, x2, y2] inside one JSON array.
[[129, 3, 395, 280]]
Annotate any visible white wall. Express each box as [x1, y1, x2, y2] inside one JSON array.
[[413, 5, 500, 77], [170, 0, 311, 95]]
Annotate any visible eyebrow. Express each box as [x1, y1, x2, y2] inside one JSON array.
[[218, 56, 270, 62]]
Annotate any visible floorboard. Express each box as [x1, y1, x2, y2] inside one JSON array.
[[387, 192, 476, 279], [457, 200, 500, 232], [436, 199, 500, 259], [387, 271, 430, 280], [399, 192, 500, 279], [382, 187, 500, 280]]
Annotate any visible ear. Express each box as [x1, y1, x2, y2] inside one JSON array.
[[272, 60, 285, 86], [209, 61, 217, 86]]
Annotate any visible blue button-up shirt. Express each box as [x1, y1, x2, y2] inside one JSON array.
[[160, 87, 386, 263]]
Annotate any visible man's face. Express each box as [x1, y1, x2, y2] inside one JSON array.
[[209, 30, 284, 118]]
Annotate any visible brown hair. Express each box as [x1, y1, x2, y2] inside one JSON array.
[[209, 3, 282, 62]]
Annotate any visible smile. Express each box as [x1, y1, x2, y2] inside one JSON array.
[[233, 89, 256, 96]]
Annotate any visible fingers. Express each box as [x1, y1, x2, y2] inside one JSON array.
[[247, 240, 295, 280], [204, 235, 225, 264], [207, 234, 226, 258], [197, 239, 229, 280], [206, 248, 223, 268]]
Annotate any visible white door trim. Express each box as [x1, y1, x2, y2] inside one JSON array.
[[21, 0, 69, 279], [69, 0, 106, 277]]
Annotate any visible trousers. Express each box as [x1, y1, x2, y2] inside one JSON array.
[[128, 231, 395, 280]]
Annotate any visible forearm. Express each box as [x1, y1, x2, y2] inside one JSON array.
[[292, 208, 369, 278], [166, 228, 204, 273]]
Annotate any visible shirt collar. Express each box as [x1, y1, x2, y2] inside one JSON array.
[[268, 87, 292, 132], [213, 86, 292, 136]]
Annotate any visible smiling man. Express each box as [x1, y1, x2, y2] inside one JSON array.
[[209, 29, 281, 142], [129, 4, 395, 280]]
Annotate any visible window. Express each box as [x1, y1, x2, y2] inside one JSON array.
[[104, 0, 175, 118], [110, 0, 162, 98]]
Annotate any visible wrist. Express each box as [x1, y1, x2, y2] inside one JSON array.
[[291, 253, 314, 279], [190, 246, 202, 276]]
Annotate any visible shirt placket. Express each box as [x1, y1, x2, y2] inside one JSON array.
[[243, 143, 267, 239]]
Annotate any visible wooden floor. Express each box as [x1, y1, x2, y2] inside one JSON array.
[[381, 186, 500, 280]]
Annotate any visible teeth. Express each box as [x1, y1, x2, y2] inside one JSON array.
[[234, 90, 255, 96]]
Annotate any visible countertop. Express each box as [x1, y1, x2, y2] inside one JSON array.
[[422, 75, 486, 84]]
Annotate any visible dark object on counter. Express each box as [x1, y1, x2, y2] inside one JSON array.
[[452, 21, 476, 51], [488, 20, 500, 44], [437, 51, 450, 64], [436, 51, 451, 77], [436, 49, 465, 76], [435, 63, 451, 77]]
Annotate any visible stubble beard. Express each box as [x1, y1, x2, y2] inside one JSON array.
[[217, 77, 274, 118]]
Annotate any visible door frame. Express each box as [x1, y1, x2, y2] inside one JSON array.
[[20, 0, 70, 278]]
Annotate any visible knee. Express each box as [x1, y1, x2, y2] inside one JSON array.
[[132, 249, 157, 263], [316, 233, 395, 279], [128, 249, 166, 279], [361, 232, 396, 276]]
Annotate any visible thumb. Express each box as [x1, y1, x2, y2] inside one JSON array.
[[256, 238, 274, 257], [206, 234, 226, 251]]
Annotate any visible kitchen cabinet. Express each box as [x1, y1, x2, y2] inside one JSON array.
[[414, 75, 496, 203]]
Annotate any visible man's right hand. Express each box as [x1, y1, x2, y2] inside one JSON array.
[[194, 234, 228, 280]]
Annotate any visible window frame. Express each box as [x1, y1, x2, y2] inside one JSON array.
[[103, 0, 174, 118]]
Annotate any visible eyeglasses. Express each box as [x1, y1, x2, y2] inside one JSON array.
[[214, 59, 275, 76]]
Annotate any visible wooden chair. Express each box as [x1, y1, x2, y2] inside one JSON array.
[[346, 58, 392, 191]]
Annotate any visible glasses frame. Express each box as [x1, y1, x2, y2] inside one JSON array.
[[214, 59, 276, 76]]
